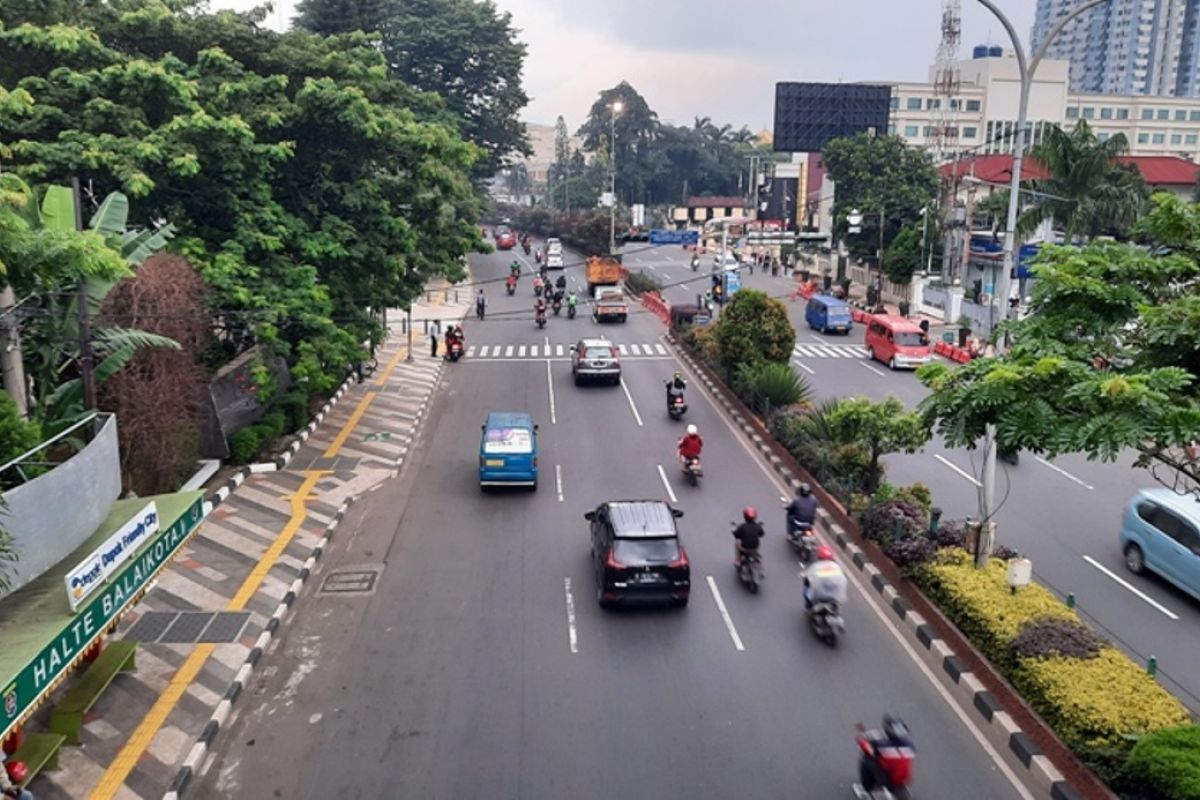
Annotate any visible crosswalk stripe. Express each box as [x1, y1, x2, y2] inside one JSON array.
[[618, 344, 628, 355], [630, 344, 642, 355], [479, 345, 489, 357], [467, 346, 476, 357], [656, 344, 667, 355], [556, 344, 564, 357], [505, 345, 514, 358], [518, 345, 527, 358], [531, 345, 539, 358]]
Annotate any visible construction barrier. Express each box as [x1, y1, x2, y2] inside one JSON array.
[[933, 340, 973, 364], [641, 290, 671, 325]]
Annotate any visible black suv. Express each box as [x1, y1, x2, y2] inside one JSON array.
[[586, 500, 690, 608]]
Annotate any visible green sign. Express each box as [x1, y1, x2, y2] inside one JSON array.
[[1, 497, 204, 737]]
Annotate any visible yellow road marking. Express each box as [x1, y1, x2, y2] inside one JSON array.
[[374, 342, 409, 388], [324, 392, 375, 457]]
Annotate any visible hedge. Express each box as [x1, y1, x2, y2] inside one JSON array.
[[913, 549, 1190, 784], [1122, 724, 1200, 800]]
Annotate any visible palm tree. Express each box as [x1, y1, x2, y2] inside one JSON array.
[[1015, 120, 1148, 241]]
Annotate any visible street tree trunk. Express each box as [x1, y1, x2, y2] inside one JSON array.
[[0, 285, 28, 417]]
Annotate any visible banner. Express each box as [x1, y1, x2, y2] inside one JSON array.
[[65, 502, 159, 612]]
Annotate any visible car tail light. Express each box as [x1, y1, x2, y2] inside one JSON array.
[[605, 549, 625, 570], [669, 547, 689, 570]]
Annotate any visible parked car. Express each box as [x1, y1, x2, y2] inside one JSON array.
[[478, 412, 538, 490], [864, 315, 931, 370], [570, 338, 621, 385], [587, 500, 690, 608], [1120, 488, 1200, 601], [805, 295, 854, 335]]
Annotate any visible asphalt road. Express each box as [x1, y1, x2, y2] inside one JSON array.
[[627, 244, 1200, 712], [192, 242, 1027, 800]]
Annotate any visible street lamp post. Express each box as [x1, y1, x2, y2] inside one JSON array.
[[608, 100, 623, 255], [973, 0, 1110, 566]]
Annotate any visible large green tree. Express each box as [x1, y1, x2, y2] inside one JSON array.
[[821, 133, 938, 261], [917, 194, 1200, 495], [295, 0, 531, 176]]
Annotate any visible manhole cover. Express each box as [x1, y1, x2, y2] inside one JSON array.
[[319, 565, 382, 596]]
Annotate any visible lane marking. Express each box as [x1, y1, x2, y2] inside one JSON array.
[[564, 578, 579, 653], [505, 345, 514, 358], [656, 464, 678, 503], [810, 333, 831, 344], [655, 344, 668, 355], [479, 345, 489, 357], [467, 346, 476, 357], [545, 359, 557, 425], [556, 344, 564, 357], [555, 463, 564, 502], [530, 345, 539, 358], [678, 357, 1033, 797], [1083, 555, 1179, 620], [792, 358, 815, 375], [630, 343, 642, 356], [933, 454, 982, 487], [706, 575, 746, 652], [92, 470, 325, 798], [518, 345, 527, 358], [1035, 456, 1095, 490], [858, 360, 887, 377], [618, 344, 628, 355], [620, 377, 644, 427]]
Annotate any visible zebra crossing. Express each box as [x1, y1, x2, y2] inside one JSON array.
[[792, 342, 868, 359], [466, 342, 672, 360]]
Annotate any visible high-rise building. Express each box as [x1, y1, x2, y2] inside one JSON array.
[[1032, 0, 1200, 96]]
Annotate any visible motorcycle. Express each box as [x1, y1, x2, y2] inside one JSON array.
[[853, 723, 915, 800], [506, 279, 516, 296], [690, 256, 699, 272], [786, 518, 816, 563], [667, 392, 687, 420], [736, 544, 764, 594], [680, 455, 702, 486], [535, 309, 547, 329], [552, 295, 563, 316], [808, 599, 844, 647], [567, 301, 577, 319], [447, 339, 464, 363], [523, 241, 531, 255], [534, 280, 544, 298], [536, 249, 544, 264]]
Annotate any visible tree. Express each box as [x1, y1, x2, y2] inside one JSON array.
[[551, 115, 570, 210], [714, 289, 795, 376], [295, 0, 531, 176], [821, 133, 938, 261], [825, 396, 930, 495], [917, 194, 1200, 499], [883, 222, 923, 285]]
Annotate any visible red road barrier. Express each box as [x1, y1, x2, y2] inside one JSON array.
[[641, 290, 671, 325], [934, 340, 974, 363]]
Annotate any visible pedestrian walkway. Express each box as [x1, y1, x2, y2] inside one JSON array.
[[791, 343, 868, 359], [465, 341, 672, 360], [23, 289, 465, 800]]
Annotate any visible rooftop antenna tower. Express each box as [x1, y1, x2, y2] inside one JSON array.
[[933, 0, 963, 162]]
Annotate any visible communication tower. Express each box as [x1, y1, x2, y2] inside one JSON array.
[[932, 0, 962, 162]]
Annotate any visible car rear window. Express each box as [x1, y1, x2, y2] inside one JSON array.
[[896, 331, 929, 347], [614, 538, 680, 565], [483, 427, 533, 454], [584, 346, 614, 359]]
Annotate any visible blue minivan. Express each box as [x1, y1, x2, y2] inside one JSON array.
[[805, 295, 854, 334], [479, 412, 538, 490], [1120, 488, 1200, 601]]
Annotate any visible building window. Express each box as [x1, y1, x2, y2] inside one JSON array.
[[1142, 108, 1155, 119], [887, 123, 896, 135], [1187, 134, 1198, 145], [985, 120, 994, 149], [1117, 108, 1129, 119], [1082, 107, 1095, 119], [923, 126, 936, 137], [963, 126, 977, 139], [904, 125, 919, 137], [1066, 106, 1079, 118], [1191, 110, 1200, 121], [1158, 109, 1170, 119], [1100, 107, 1113, 119], [1177, 109, 1188, 121], [1099, 132, 1111, 141], [1172, 133, 1183, 145], [889, 96, 899, 110], [926, 98, 941, 110], [1138, 132, 1150, 143], [950, 99, 960, 111], [966, 99, 981, 112], [906, 98, 921, 110], [1153, 132, 1165, 143]]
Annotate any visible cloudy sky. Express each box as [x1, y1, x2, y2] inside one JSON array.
[[213, 0, 1034, 132]]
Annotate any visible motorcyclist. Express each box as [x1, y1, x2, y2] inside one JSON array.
[[566, 291, 578, 309], [533, 275, 545, 296], [555, 275, 567, 291], [665, 371, 686, 405], [732, 506, 765, 566], [506, 273, 518, 292], [510, 260, 520, 276], [804, 545, 848, 610], [786, 483, 819, 538], [690, 253, 700, 271], [678, 423, 703, 465], [858, 715, 916, 793], [534, 297, 547, 320]]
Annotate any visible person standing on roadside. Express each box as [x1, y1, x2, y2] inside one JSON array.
[[430, 326, 439, 359]]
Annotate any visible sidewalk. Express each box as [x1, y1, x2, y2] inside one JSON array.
[[24, 288, 467, 800]]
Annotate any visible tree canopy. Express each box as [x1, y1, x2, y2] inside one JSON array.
[[295, 0, 531, 176]]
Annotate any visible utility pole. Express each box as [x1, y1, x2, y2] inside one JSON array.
[[0, 284, 29, 417], [73, 177, 96, 411], [608, 101, 623, 255]]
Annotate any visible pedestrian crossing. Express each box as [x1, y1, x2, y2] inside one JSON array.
[[792, 343, 868, 359], [466, 342, 672, 360]]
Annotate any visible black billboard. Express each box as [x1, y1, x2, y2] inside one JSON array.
[[773, 83, 892, 152]]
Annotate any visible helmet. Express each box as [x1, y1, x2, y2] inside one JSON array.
[[6, 760, 28, 785], [686, 424, 698, 436], [743, 506, 758, 522], [815, 544, 835, 561], [673, 370, 682, 381], [799, 483, 812, 497], [883, 715, 910, 743]]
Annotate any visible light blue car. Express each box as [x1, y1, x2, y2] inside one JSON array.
[[1120, 488, 1200, 601]]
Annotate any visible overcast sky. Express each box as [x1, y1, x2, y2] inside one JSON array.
[[212, 0, 1035, 132]]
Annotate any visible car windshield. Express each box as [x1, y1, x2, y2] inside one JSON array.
[[614, 538, 680, 565], [896, 332, 929, 348], [483, 427, 532, 454]]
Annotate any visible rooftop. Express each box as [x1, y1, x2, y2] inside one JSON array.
[[686, 196, 747, 209], [939, 154, 1200, 186]]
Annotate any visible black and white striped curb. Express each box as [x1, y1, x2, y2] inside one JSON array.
[[670, 336, 1083, 800], [163, 498, 354, 800]]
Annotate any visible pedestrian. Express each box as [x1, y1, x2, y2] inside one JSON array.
[[430, 327, 439, 358]]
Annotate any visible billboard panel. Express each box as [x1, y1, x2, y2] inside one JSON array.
[[773, 83, 892, 153]]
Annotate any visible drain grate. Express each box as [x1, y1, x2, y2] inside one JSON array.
[[160, 612, 216, 643], [199, 612, 251, 643], [125, 611, 252, 644], [126, 611, 178, 642], [319, 566, 382, 596]]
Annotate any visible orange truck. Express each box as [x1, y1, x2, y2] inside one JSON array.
[[585, 256, 625, 297]]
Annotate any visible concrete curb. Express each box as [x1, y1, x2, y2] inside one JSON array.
[[162, 498, 354, 800], [668, 338, 1084, 800]]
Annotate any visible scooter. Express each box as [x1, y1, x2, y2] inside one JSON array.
[[447, 339, 464, 363], [808, 599, 844, 647], [667, 392, 687, 420], [852, 723, 915, 800], [787, 518, 816, 563], [680, 455, 702, 486], [506, 280, 516, 296], [552, 295, 563, 316], [567, 301, 577, 319], [523, 241, 531, 255], [534, 281, 544, 298], [535, 310, 547, 330], [735, 542, 764, 594]]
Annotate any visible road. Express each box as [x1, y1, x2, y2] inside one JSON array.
[[626, 244, 1200, 713], [193, 242, 1027, 799]]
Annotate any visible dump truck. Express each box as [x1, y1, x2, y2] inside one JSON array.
[[593, 283, 628, 323], [585, 256, 624, 297]]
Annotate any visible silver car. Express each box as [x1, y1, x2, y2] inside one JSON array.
[[571, 338, 622, 385]]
